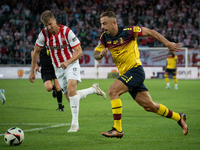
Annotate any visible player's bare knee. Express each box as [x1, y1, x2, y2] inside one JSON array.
[[46, 87, 52, 92], [108, 88, 118, 99], [67, 88, 76, 97]]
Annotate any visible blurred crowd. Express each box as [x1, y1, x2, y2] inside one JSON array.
[[0, 0, 199, 64]]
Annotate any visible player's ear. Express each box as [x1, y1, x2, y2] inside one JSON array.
[[54, 18, 57, 24], [113, 19, 117, 25]]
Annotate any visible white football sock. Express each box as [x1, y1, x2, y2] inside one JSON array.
[[77, 87, 96, 101], [69, 95, 79, 126]]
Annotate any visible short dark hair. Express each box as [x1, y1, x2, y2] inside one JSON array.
[[100, 11, 116, 19], [40, 10, 55, 24]]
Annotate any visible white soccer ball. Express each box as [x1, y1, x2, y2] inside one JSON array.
[[4, 127, 24, 146]]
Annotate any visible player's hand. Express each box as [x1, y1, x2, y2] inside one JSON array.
[[35, 66, 40, 72], [60, 61, 69, 69], [29, 72, 35, 83], [167, 42, 182, 52], [100, 48, 108, 58]]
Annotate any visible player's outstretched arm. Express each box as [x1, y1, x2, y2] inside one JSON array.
[[141, 27, 182, 52], [29, 45, 41, 83]]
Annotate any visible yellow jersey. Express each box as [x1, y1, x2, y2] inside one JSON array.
[[166, 52, 177, 69], [95, 26, 142, 76]]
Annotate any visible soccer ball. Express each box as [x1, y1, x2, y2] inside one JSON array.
[[4, 127, 24, 146]]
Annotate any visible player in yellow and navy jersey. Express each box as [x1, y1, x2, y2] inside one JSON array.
[[94, 11, 188, 138], [164, 51, 178, 89]]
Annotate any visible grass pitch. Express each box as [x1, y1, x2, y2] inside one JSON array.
[[0, 79, 200, 150]]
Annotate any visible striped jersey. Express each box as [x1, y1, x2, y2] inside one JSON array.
[[36, 24, 81, 68], [95, 26, 143, 76], [166, 52, 177, 69]]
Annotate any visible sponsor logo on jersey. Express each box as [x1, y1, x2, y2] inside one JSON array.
[[72, 37, 77, 42], [46, 44, 68, 50]]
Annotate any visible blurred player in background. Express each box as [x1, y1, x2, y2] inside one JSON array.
[[94, 11, 188, 138], [31, 47, 64, 111], [164, 51, 178, 89], [0, 89, 6, 104], [29, 10, 106, 132]]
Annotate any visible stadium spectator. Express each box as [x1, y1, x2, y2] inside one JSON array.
[[1, 53, 7, 64], [0, 0, 199, 65], [14, 50, 20, 64]]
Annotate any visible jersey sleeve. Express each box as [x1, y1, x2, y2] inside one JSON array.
[[133, 26, 142, 37], [35, 31, 45, 48], [95, 34, 106, 52], [67, 30, 80, 48], [175, 54, 178, 60]]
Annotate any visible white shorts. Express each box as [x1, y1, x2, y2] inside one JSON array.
[[53, 62, 81, 94]]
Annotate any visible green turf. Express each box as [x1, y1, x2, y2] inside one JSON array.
[[0, 79, 200, 150]]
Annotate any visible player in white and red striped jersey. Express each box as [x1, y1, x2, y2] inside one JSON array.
[[29, 10, 106, 132], [36, 23, 81, 68]]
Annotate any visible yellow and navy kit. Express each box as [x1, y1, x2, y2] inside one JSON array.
[[166, 52, 177, 69], [95, 26, 143, 76]]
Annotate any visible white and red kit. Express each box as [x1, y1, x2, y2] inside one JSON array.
[[35, 24, 81, 93], [35, 24, 81, 68]]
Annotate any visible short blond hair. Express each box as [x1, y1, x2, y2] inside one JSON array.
[[40, 10, 55, 24]]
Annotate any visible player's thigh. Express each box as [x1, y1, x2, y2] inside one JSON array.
[[42, 73, 53, 91], [108, 79, 129, 99], [171, 69, 177, 76], [165, 68, 171, 75], [67, 79, 78, 96]]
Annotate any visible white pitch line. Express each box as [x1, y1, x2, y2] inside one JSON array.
[[0, 123, 67, 126], [0, 123, 70, 136]]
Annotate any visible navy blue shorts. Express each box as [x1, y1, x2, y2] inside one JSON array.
[[42, 73, 57, 83], [118, 65, 148, 100], [165, 68, 176, 76], [41, 66, 57, 83]]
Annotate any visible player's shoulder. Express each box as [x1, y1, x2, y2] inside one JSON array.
[[122, 26, 142, 33], [39, 28, 49, 37], [99, 31, 106, 40]]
